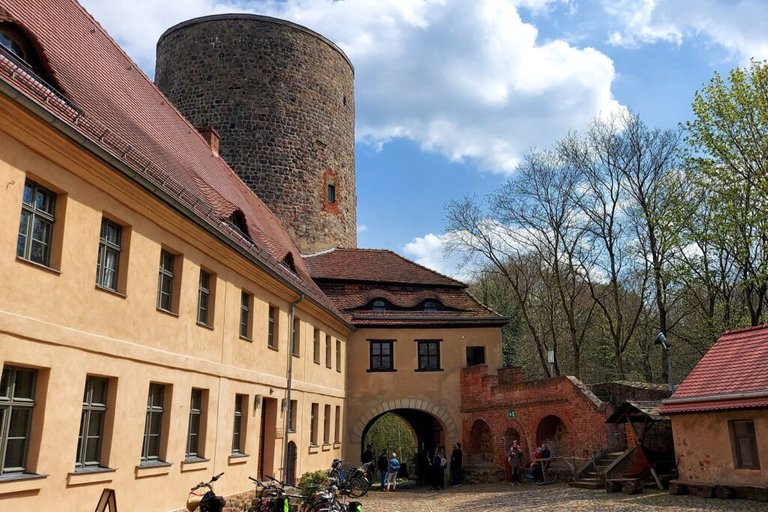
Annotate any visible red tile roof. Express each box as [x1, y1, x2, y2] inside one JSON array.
[[306, 248, 465, 286], [0, 0, 342, 319], [306, 249, 505, 327], [660, 324, 768, 414]]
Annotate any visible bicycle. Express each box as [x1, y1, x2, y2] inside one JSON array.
[[247, 475, 296, 512], [328, 459, 371, 498], [186, 472, 225, 512]]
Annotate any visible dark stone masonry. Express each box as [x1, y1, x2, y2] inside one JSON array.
[[156, 14, 356, 254]]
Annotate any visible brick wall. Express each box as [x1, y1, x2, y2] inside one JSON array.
[[156, 14, 356, 254]]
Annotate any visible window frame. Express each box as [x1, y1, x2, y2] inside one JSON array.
[[313, 327, 321, 364], [95, 218, 123, 292], [232, 394, 246, 455], [287, 399, 297, 433], [141, 383, 166, 464], [325, 334, 333, 369], [368, 340, 394, 372], [730, 419, 761, 469], [157, 250, 178, 313], [417, 340, 442, 372], [17, 179, 56, 267], [323, 404, 331, 445], [185, 388, 205, 460], [292, 316, 301, 357], [0, 365, 37, 475], [310, 402, 319, 446], [267, 305, 278, 349], [466, 346, 486, 367], [240, 291, 253, 340], [336, 339, 342, 372], [75, 376, 109, 470], [196, 268, 214, 327], [334, 405, 341, 443]]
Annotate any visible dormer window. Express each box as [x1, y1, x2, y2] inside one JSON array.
[[372, 299, 386, 311], [227, 210, 250, 239], [282, 252, 296, 273], [0, 30, 26, 61], [423, 300, 437, 311]]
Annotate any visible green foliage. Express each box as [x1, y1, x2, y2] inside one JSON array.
[[297, 470, 329, 497], [363, 413, 417, 469]]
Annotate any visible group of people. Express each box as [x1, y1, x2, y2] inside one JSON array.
[[361, 442, 464, 492], [507, 440, 552, 485]]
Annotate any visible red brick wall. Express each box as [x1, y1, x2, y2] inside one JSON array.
[[461, 366, 610, 466]]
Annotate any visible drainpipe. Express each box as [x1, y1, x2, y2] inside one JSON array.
[[281, 293, 303, 482]]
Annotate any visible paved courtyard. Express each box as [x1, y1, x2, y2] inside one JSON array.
[[352, 483, 766, 511]]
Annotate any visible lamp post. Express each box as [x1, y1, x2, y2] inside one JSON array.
[[655, 332, 674, 390]]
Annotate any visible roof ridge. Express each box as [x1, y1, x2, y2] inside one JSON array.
[[722, 323, 768, 336]]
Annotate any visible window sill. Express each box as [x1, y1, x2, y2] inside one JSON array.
[[268, 344, 279, 352], [322, 444, 332, 452], [228, 453, 249, 465], [414, 368, 444, 372], [333, 442, 341, 449], [240, 335, 253, 342], [156, 307, 179, 318], [308, 445, 320, 454], [15, 256, 60, 274], [67, 467, 115, 486], [367, 368, 397, 373], [0, 472, 47, 495], [95, 284, 126, 298], [181, 457, 209, 473], [135, 461, 172, 478], [196, 321, 214, 331]]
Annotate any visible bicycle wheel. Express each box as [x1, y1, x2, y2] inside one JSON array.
[[347, 476, 369, 498]]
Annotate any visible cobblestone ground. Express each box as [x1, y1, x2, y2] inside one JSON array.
[[352, 483, 766, 511]]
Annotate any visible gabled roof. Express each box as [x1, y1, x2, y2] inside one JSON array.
[[306, 248, 506, 328], [305, 248, 465, 286], [660, 324, 768, 414], [0, 0, 344, 322]]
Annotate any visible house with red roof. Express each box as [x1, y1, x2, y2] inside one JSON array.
[[659, 324, 768, 500]]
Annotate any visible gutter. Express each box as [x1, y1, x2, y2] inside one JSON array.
[[282, 293, 304, 483], [662, 389, 768, 405]]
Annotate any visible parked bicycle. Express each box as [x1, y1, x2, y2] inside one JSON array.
[[247, 475, 295, 512], [186, 472, 225, 512], [300, 477, 362, 512], [328, 459, 371, 498]]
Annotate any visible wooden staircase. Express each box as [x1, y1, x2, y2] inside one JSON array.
[[569, 450, 627, 489]]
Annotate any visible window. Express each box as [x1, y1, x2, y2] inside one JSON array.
[[372, 299, 386, 311], [141, 383, 165, 463], [327, 183, 336, 204], [287, 400, 297, 432], [186, 389, 204, 460], [75, 376, 108, 469], [0, 366, 36, 475], [336, 339, 342, 372], [423, 300, 438, 311], [240, 291, 252, 339], [369, 340, 393, 371], [17, 179, 56, 266], [267, 305, 277, 349], [292, 317, 301, 357], [417, 340, 442, 371], [466, 346, 486, 367], [197, 269, 214, 326], [334, 406, 341, 443], [0, 30, 27, 61], [232, 394, 246, 454], [730, 420, 760, 469], [310, 403, 319, 446], [313, 328, 321, 364], [95, 218, 123, 291], [323, 405, 331, 445], [325, 335, 332, 369], [157, 250, 178, 313]]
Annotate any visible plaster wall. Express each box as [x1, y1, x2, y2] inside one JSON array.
[[671, 409, 768, 487], [342, 325, 503, 462], [0, 96, 348, 510]]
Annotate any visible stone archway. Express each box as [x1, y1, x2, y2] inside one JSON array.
[[351, 398, 460, 445], [536, 414, 569, 456]]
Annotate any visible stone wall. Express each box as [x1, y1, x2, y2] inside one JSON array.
[[156, 14, 356, 254]]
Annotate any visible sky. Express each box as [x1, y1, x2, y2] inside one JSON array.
[[79, 0, 768, 279]]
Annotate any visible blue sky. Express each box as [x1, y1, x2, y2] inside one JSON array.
[[81, 0, 768, 278]]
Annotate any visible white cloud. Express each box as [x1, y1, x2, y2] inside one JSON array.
[[402, 232, 472, 281], [81, 0, 622, 174], [357, 224, 368, 233], [604, 0, 768, 63]]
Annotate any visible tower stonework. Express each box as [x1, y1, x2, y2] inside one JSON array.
[[155, 14, 356, 254]]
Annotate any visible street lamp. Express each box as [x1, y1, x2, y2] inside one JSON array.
[[655, 332, 674, 390]]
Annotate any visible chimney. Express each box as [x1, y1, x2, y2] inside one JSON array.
[[200, 127, 220, 156]]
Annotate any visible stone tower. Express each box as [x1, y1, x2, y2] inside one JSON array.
[[155, 14, 356, 254]]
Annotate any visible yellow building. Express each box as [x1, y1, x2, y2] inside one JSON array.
[[0, 1, 504, 510]]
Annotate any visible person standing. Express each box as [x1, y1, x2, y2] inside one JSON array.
[[385, 452, 401, 491], [449, 443, 463, 486], [377, 449, 388, 490], [509, 440, 522, 485]]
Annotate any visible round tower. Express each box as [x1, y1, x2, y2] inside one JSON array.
[[155, 14, 356, 254]]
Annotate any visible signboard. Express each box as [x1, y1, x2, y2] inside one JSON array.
[[507, 410, 516, 419]]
